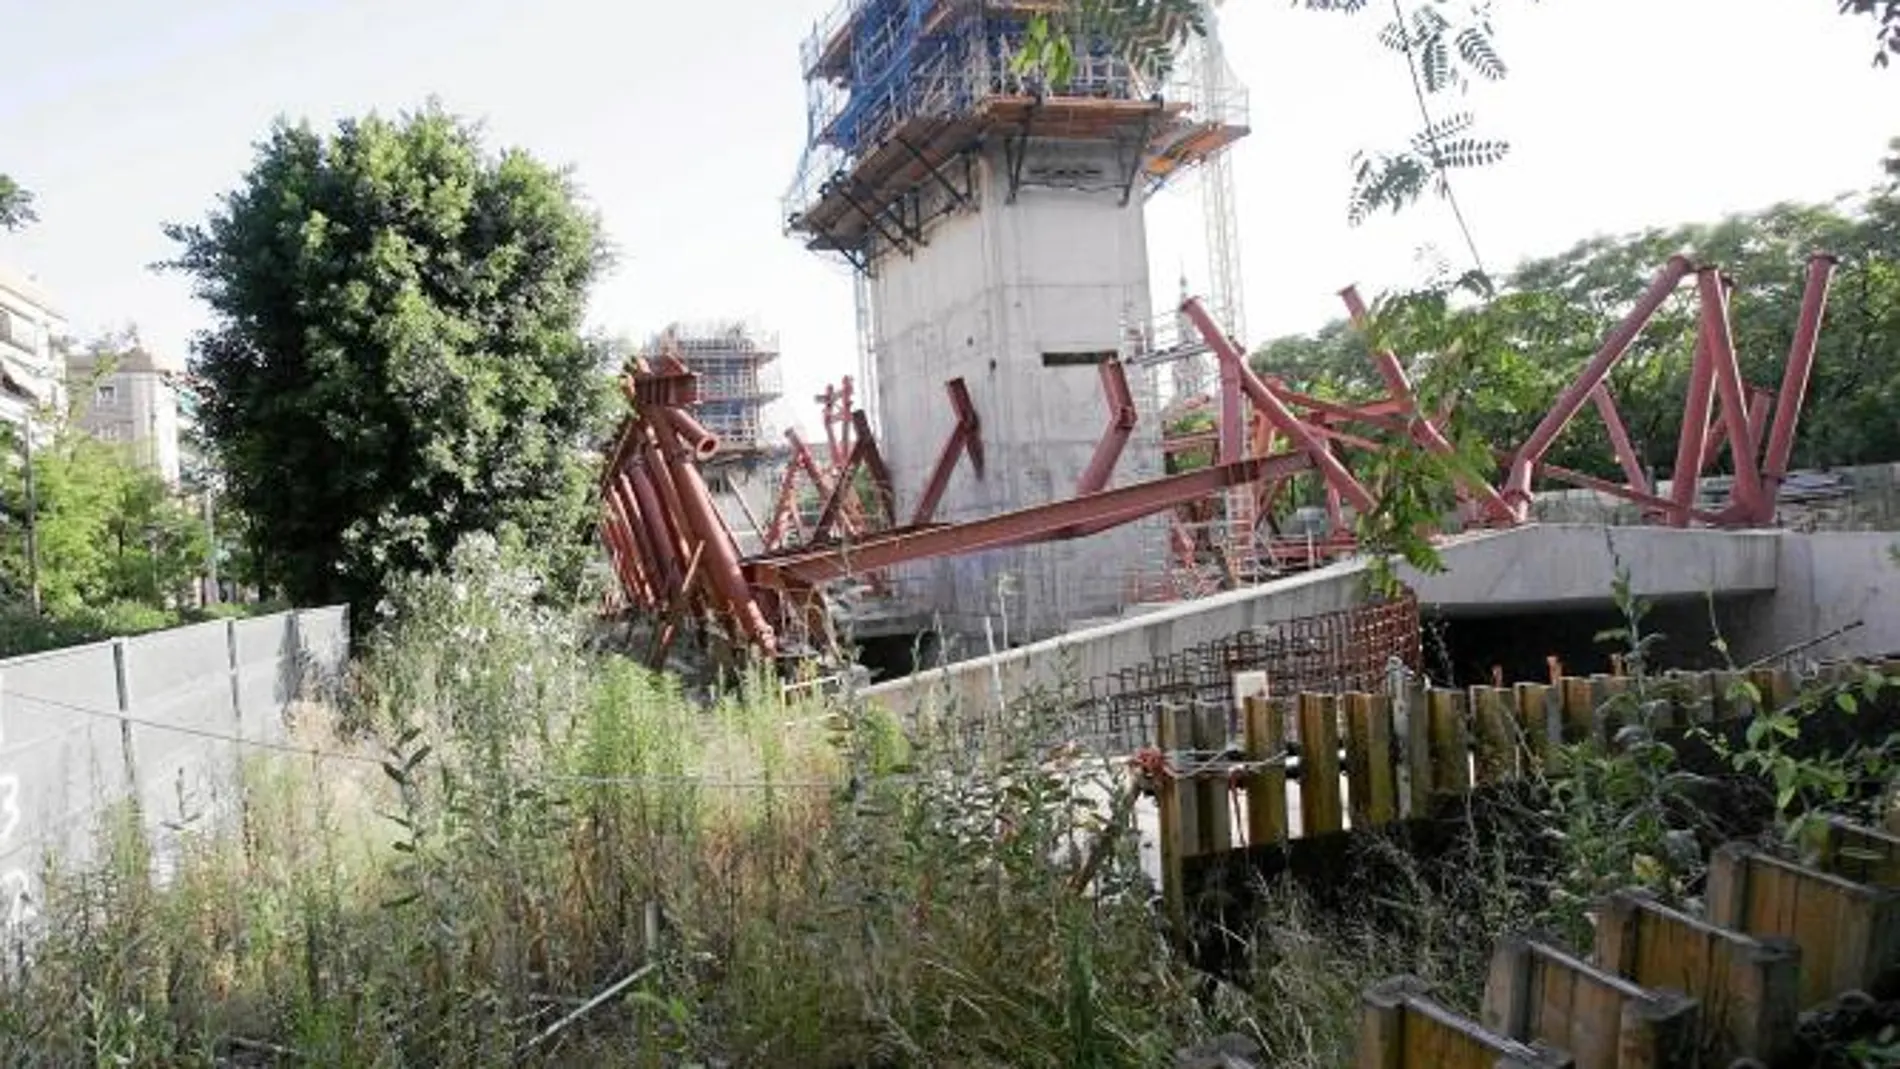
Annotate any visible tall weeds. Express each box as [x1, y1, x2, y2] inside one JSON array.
[[0, 537, 1212, 1067]]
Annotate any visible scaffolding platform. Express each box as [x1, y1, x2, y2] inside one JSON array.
[[785, 0, 1249, 269]]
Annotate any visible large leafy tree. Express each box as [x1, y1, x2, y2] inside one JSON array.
[[163, 103, 613, 623]]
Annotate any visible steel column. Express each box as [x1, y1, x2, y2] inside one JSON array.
[[1761, 253, 1839, 497], [1695, 268, 1768, 523], [911, 378, 983, 525], [1508, 255, 1695, 506]]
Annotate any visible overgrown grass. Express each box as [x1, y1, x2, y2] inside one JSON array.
[[0, 538, 1883, 1067], [0, 539, 1219, 1066]]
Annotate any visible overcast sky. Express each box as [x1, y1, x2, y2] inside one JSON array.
[[1, 0, 1895, 436]]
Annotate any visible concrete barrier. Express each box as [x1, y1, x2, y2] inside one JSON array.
[[0, 607, 349, 929]]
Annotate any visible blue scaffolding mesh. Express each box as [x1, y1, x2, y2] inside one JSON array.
[[783, 0, 1249, 245]]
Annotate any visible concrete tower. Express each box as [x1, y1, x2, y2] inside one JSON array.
[[785, 0, 1247, 644]]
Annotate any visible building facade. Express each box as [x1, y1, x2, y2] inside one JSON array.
[[66, 344, 184, 485], [0, 263, 69, 432]]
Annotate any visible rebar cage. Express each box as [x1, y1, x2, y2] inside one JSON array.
[[1072, 589, 1422, 754]]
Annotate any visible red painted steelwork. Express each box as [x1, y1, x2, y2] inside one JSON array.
[[595, 252, 1838, 663], [1180, 298, 1377, 513], [1591, 385, 1651, 496], [749, 451, 1315, 588], [911, 378, 984, 526], [1668, 332, 1717, 527], [649, 406, 777, 654], [1507, 255, 1696, 508], [1694, 267, 1768, 523], [1339, 285, 1516, 521], [1078, 360, 1139, 495], [1762, 254, 1839, 496]]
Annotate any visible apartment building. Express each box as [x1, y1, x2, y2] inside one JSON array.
[[67, 343, 183, 485], [0, 262, 68, 432]]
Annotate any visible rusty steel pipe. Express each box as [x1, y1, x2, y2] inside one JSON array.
[[1667, 331, 1717, 527], [621, 467, 683, 596], [603, 489, 655, 607], [610, 477, 665, 603], [1761, 253, 1838, 495], [648, 405, 776, 654], [1181, 298, 1376, 513], [1695, 267, 1767, 523], [1509, 255, 1695, 504], [667, 409, 722, 461]]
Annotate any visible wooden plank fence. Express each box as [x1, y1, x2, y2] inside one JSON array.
[[1149, 658, 1900, 929], [1140, 656, 1900, 1066]]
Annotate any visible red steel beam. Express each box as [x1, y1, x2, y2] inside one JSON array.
[[810, 413, 892, 543], [1697, 385, 1775, 472], [1520, 455, 1729, 526], [749, 450, 1315, 587], [1694, 267, 1767, 523], [1181, 298, 1376, 513], [1667, 330, 1717, 527], [649, 406, 776, 654], [1591, 385, 1651, 495], [852, 409, 896, 527], [1761, 253, 1838, 496], [910, 378, 983, 526], [1077, 360, 1139, 495], [1508, 255, 1695, 507], [1340, 285, 1516, 521]]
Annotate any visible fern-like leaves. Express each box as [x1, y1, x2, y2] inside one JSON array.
[[1456, 24, 1507, 80]]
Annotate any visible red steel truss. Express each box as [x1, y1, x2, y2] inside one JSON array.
[[597, 254, 1837, 664]]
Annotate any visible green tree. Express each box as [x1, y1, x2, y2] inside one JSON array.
[[0, 423, 207, 615], [162, 102, 615, 625], [0, 173, 34, 231]]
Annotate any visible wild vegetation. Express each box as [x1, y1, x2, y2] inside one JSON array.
[[162, 103, 618, 632], [0, 531, 1891, 1066]]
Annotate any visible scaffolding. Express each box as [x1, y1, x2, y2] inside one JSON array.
[[641, 322, 784, 459], [784, 0, 1249, 271]]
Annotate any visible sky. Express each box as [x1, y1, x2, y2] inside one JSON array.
[[1, 0, 1896, 439]]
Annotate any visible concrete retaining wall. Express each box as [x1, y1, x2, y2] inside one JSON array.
[[863, 525, 1811, 721], [0, 606, 349, 928], [1743, 531, 1900, 661]]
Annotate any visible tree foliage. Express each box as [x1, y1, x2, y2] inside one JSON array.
[[1255, 146, 1900, 486], [0, 430, 206, 619], [163, 103, 614, 624], [1840, 0, 1900, 65], [0, 173, 35, 231]]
